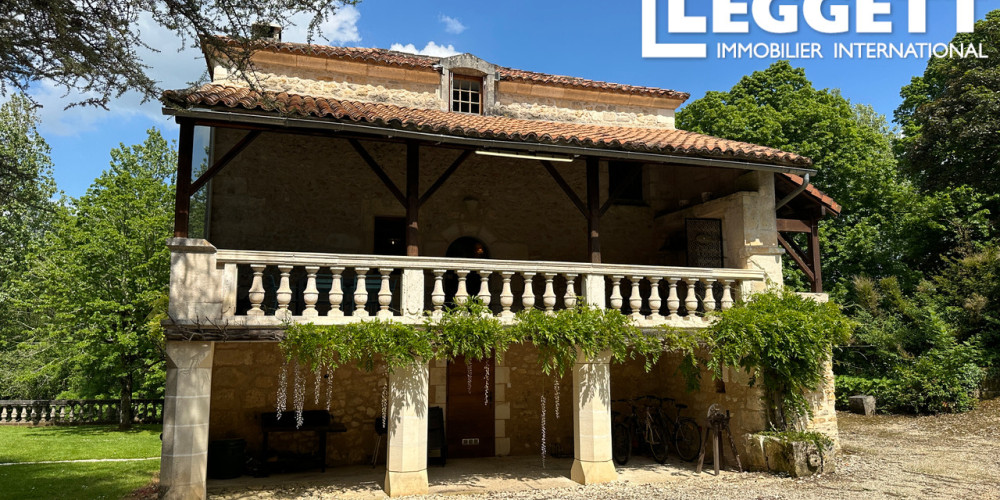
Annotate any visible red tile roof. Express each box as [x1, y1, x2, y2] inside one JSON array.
[[781, 173, 842, 215], [217, 38, 690, 100], [163, 84, 813, 168]]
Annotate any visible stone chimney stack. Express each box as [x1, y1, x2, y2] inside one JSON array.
[[251, 22, 282, 41]]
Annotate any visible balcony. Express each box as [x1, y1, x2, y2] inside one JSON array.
[[166, 238, 765, 338]]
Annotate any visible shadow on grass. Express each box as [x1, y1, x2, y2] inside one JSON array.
[[8, 424, 162, 437]]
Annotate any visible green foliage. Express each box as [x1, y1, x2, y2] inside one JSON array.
[[283, 320, 435, 374], [756, 430, 833, 450], [426, 299, 513, 364], [706, 289, 854, 430], [895, 11, 1000, 195], [926, 248, 1000, 366], [512, 303, 664, 378]]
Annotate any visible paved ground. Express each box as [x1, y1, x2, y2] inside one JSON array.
[[207, 400, 1000, 499]]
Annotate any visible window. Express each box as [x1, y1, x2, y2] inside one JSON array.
[[608, 162, 644, 204], [451, 75, 482, 114]]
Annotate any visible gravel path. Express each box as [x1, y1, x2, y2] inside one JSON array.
[[206, 400, 1000, 499]]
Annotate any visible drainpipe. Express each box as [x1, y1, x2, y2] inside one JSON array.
[[775, 174, 810, 211]]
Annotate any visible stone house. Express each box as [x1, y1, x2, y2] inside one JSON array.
[[158, 30, 841, 499]]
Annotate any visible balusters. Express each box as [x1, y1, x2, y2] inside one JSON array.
[[521, 272, 536, 311], [478, 270, 493, 308], [377, 269, 393, 318], [720, 280, 735, 310], [609, 275, 624, 311], [702, 278, 717, 314], [628, 276, 644, 320], [564, 274, 578, 309], [542, 273, 557, 313], [454, 270, 470, 304], [248, 264, 266, 316], [499, 272, 515, 318], [684, 279, 698, 317], [666, 278, 680, 318], [1, 405, 7, 423], [648, 277, 663, 321], [431, 270, 446, 313], [302, 267, 319, 318], [328, 267, 345, 317], [354, 269, 370, 316], [275, 266, 293, 319]]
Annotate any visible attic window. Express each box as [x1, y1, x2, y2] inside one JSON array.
[[451, 75, 482, 114]]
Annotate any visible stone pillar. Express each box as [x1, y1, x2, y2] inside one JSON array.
[[167, 238, 223, 321], [571, 350, 617, 485], [384, 360, 430, 497], [160, 341, 215, 500]]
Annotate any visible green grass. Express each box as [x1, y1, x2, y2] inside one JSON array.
[[0, 425, 162, 500]]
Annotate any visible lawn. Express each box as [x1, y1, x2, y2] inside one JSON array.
[[0, 424, 162, 500]]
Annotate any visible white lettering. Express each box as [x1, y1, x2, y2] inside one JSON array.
[[642, 0, 707, 58], [803, 0, 850, 34], [908, 0, 927, 33], [669, 0, 707, 33], [714, 0, 750, 33], [857, 0, 892, 33], [956, 0, 977, 32], [752, 0, 798, 34]]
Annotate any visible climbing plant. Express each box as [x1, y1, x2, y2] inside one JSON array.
[[424, 298, 514, 363], [704, 289, 855, 430], [281, 320, 435, 374]]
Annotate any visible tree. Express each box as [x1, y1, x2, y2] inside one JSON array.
[[896, 10, 1000, 195], [23, 129, 176, 427], [0, 93, 62, 399], [1, 0, 357, 109]]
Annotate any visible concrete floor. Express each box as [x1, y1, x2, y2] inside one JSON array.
[[207, 455, 707, 498]]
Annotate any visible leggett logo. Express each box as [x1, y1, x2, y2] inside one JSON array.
[[642, 0, 988, 60]]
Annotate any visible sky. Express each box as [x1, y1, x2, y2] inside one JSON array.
[[27, 0, 998, 198]]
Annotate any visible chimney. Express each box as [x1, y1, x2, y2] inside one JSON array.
[[251, 22, 282, 42]]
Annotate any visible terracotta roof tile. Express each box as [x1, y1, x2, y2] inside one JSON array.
[[217, 38, 689, 100], [164, 84, 813, 168], [781, 173, 842, 215]]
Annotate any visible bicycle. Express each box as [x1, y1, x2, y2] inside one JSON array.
[[611, 396, 670, 465], [658, 397, 703, 462]]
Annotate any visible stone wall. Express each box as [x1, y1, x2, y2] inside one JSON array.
[[206, 129, 743, 268]]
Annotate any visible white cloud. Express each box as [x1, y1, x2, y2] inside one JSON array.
[[28, 6, 363, 137], [440, 15, 466, 34], [389, 41, 460, 58], [283, 5, 362, 44]]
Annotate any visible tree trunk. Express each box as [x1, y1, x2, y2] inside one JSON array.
[[119, 374, 133, 430]]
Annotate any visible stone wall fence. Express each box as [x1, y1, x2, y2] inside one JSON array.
[[0, 399, 164, 425]]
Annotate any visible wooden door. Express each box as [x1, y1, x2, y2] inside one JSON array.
[[446, 354, 495, 458]]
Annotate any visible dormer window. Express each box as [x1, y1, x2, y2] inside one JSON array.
[[451, 75, 483, 114]]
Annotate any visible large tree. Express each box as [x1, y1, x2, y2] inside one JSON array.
[[21, 129, 176, 427], [1, 0, 357, 108], [896, 10, 1000, 195]]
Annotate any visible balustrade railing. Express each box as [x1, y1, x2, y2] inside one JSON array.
[[208, 250, 765, 327], [0, 399, 163, 425]]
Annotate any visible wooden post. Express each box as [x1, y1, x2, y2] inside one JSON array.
[[173, 119, 194, 238], [808, 218, 822, 293], [586, 157, 601, 264], [406, 141, 420, 257]]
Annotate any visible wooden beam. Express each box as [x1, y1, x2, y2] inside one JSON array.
[[540, 160, 587, 218], [776, 218, 812, 233], [586, 157, 601, 263], [406, 141, 420, 257], [808, 219, 823, 293], [777, 233, 815, 282], [173, 119, 195, 238], [599, 164, 642, 216], [348, 139, 406, 207], [419, 150, 471, 207], [189, 130, 261, 193]]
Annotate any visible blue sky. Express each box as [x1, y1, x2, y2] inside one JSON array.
[[31, 0, 997, 198]]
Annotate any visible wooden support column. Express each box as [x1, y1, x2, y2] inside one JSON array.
[[406, 141, 420, 256], [173, 120, 194, 238], [586, 158, 601, 263], [808, 219, 823, 293]]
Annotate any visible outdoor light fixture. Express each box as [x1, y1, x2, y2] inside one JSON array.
[[475, 150, 575, 162]]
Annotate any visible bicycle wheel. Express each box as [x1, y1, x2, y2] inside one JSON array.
[[612, 422, 631, 465], [674, 418, 702, 462], [648, 415, 670, 464]]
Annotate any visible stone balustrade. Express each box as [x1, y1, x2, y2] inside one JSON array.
[[0, 399, 163, 425], [188, 247, 764, 329]]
